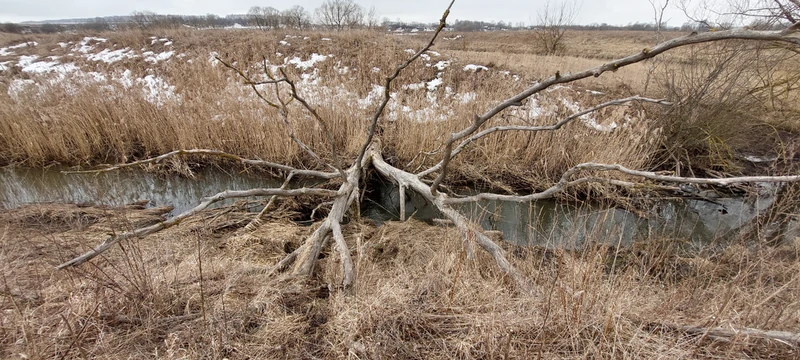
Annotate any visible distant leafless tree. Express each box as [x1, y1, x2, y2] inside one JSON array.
[[366, 6, 381, 29], [315, 0, 365, 31], [81, 17, 112, 32], [648, 0, 671, 40], [131, 11, 158, 30], [679, 0, 798, 29], [532, 0, 581, 55], [248, 6, 281, 30], [282, 5, 311, 30]]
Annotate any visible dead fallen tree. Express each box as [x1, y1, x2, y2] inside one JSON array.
[[57, 1, 800, 293]]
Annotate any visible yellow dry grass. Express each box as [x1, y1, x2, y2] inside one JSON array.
[[0, 29, 672, 190], [1, 27, 798, 190]]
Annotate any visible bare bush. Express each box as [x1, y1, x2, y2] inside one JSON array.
[[315, 0, 365, 31], [532, 0, 581, 55], [248, 6, 281, 30], [282, 5, 311, 30]]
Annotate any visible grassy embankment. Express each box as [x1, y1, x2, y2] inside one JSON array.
[[3, 29, 796, 189]]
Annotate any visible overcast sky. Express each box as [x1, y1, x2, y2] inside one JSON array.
[[0, 0, 693, 26]]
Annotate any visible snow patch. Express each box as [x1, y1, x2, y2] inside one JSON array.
[[137, 75, 181, 107], [286, 53, 328, 70], [208, 51, 220, 66], [403, 82, 426, 90], [86, 48, 138, 63], [426, 77, 443, 91], [143, 51, 174, 63], [433, 61, 450, 70], [73, 37, 107, 54], [0, 42, 37, 56], [17, 55, 79, 74], [455, 92, 477, 104], [560, 98, 617, 132], [358, 84, 385, 108], [463, 64, 488, 72]]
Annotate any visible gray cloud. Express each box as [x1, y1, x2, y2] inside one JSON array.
[[0, 0, 691, 26]]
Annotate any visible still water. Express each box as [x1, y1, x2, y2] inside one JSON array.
[[2, 166, 793, 246]]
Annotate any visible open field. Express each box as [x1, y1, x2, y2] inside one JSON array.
[[2, 203, 800, 359], [2, 26, 800, 359]]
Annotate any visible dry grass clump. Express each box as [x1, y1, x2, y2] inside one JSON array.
[[650, 41, 800, 175], [2, 203, 799, 358]]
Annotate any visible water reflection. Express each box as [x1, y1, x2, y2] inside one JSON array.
[[1, 166, 788, 245], [0, 166, 281, 216], [364, 181, 783, 246]]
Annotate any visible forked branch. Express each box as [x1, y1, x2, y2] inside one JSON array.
[[446, 162, 800, 204], [426, 26, 800, 194], [353, 0, 456, 170], [418, 96, 672, 177]]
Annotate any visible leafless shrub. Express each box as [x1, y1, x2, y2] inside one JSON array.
[[315, 0, 365, 31], [247, 6, 281, 30], [532, 0, 581, 55], [282, 5, 312, 30]]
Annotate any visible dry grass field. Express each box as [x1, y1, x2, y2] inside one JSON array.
[[2, 26, 800, 359], [2, 202, 800, 359], [2, 28, 796, 187]]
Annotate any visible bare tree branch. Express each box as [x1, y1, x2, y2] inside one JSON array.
[[417, 96, 672, 178], [426, 26, 800, 195], [244, 171, 296, 231], [62, 149, 338, 179], [446, 162, 800, 204], [290, 159, 365, 286], [57, 187, 338, 269], [218, 56, 347, 179], [279, 67, 348, 181], [678, 324, 800, 345], [353, 0, 456, 171]]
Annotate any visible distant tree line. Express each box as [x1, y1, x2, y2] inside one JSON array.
[[1, 0, 790, 35]]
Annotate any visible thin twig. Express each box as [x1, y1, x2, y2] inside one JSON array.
[[353, 0, 456, 171], [62, 149, 338, 179], [57, 187, 338, 269]]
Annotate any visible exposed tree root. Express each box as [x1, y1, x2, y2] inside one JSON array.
[[369, 147, 530, 290]]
